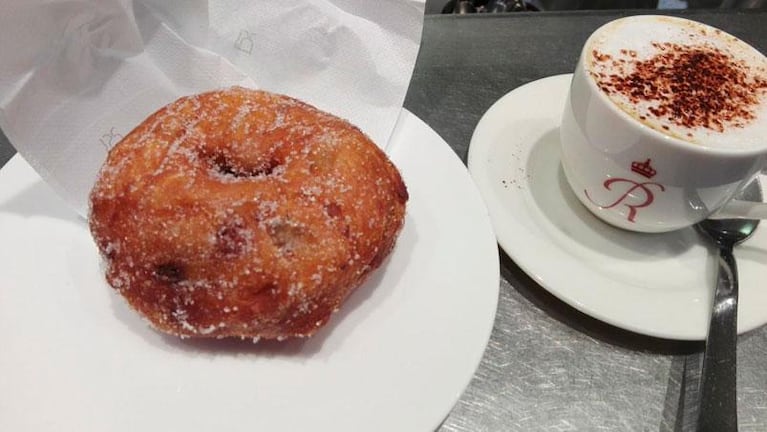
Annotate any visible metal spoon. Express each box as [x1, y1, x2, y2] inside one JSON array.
[[694, 180, 762, 432]]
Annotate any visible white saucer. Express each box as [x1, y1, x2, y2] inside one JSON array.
[[0, 110, 499, 432], [468, 74, 767, 341]]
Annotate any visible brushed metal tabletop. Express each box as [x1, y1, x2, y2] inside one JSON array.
[[402, 10, 767, 432]]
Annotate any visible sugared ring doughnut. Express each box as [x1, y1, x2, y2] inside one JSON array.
[[88, 87, 408, 340]]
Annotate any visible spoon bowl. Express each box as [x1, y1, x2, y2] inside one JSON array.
[[697, 217, 761, 249]]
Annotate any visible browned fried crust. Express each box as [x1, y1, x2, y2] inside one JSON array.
[[88, 87, 407, 340]]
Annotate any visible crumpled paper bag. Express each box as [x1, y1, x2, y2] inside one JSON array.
[[0, 0, 424, 216]]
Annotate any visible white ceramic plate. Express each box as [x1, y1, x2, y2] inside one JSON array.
[[468, 74, 767, 341], [0, 110, 499, 432]]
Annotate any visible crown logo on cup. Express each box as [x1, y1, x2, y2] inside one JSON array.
[[631, 158, 657, 178]]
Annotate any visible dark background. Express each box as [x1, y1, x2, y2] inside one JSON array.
[[427, 0, 765, 14]]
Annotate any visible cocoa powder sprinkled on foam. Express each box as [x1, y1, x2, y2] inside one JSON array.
[[591, 42, 767, 132]]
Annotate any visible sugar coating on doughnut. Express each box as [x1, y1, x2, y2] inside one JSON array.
[[89, 87, 408, 340]]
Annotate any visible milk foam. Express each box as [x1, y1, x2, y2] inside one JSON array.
[[586, 15, 767, 150]]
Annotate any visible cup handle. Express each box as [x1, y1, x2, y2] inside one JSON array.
[[709, 199, 767, 220]]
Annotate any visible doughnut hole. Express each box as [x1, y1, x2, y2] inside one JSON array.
[[203, 149, 283, 180], [218, 156, 280, 178]]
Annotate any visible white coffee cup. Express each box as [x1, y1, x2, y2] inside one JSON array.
[[560, 15, 767, 233]]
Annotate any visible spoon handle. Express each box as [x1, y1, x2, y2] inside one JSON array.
[[697, 247, 738, 432]]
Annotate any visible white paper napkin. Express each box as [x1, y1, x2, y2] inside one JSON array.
[[0, 0, 424, 217]]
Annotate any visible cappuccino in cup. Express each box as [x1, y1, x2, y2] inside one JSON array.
[[560, 15, 767, 233], [587, 16, 767, 149]]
